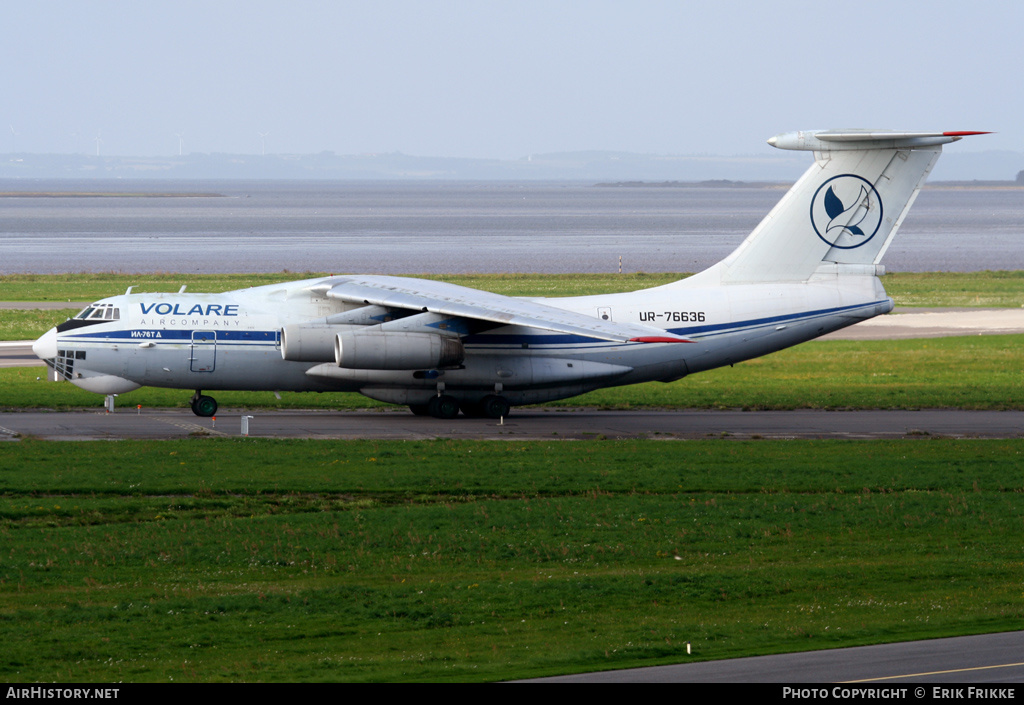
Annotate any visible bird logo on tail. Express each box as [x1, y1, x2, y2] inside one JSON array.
[[810, 175, 883, 249]]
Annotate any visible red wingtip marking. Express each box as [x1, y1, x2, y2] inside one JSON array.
[[629, 336, 695, 344], [942, 131, 993, 136]]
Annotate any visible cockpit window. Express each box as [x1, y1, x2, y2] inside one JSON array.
[[76, 303, 119, 321], [58, 303, 119, 333]]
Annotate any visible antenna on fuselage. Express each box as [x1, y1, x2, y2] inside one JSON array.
[[125, 286, 134, 295], [178, 285, 187, 293]]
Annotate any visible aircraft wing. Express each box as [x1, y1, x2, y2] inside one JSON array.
[[318, 275, 690, 343]]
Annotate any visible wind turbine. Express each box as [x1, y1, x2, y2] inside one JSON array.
[[94, 130, 103, 157], [174, 132, 184, 156], [258, 131, 270, 156]]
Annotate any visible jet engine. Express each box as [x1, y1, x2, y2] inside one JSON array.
[[280, 324, 351, 362], [335, 331, 464, 370]]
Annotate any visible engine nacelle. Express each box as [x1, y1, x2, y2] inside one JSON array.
[[335, 331, 464, 370], [281, 324, 354, 362]]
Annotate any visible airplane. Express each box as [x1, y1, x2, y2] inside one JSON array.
[[32, 129, 987, 419]]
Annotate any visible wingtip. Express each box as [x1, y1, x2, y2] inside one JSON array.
[[629, 336, 696, 344]]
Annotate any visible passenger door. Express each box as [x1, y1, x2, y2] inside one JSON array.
[[190, 330, 217, 372]]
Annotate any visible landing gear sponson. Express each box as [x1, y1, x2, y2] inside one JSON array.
[[190, 390, 218, 417]]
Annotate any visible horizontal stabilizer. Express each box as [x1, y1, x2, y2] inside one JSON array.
[[768, 130, 991, 151]]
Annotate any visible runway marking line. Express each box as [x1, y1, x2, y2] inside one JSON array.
[[153, 417, 231, 438], [843, 660, 1024, 682]]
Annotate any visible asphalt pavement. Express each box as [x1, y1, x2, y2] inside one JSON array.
[[524, 630, 1024, 683], [1, 407, 1021, 441]]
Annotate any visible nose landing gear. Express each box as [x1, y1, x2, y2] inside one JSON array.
[[190, 391, 218, 417]]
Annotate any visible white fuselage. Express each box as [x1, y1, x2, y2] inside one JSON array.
[[36, 271, 890, 407]]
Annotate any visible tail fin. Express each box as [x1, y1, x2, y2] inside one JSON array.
[[712, 130, 989, 284]]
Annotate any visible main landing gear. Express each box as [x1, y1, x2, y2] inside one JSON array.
[[410, 394, 511, 420], [190, 390, 218, 417]]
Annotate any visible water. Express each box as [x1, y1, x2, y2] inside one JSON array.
[[1, 180, 1022, 274]]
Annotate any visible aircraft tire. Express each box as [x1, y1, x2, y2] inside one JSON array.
[[409, 404, 430, 416], [427, 395, 460, 419], [480, 394, 511, 419], [192, 395, 218, 418]]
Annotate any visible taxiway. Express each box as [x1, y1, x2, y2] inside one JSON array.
[[1, 407, 1021, 441]]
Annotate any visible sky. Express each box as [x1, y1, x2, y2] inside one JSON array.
[[3, 0, 1021, 159]]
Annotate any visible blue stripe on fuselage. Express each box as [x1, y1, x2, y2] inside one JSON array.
[[64, 330, 278, 343]]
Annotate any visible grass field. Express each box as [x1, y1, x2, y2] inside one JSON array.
[[5, 272, 678, 302], [2, 270, 1021, 343], [1, 271, 1021, 342], [1, 438, 1022, 682], [1, 270, 1023, 304]]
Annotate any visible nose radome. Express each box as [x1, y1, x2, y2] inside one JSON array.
[[32, 327, 58, 360]]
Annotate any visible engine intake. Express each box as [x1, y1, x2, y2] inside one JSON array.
[[281, 324, 352, 362]]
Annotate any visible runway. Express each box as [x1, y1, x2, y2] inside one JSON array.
[[0, 341, 44, 368], [525, 630, 1024, 683], [2, 407, 1022, 441], [820, 307, 1024, 340]]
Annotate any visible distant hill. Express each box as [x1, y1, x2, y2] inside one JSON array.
[[1, 148, 1019, 182]]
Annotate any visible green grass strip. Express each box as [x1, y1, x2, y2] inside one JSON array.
[[1, 438, 1022, 682], [1, 270, 1022, 306], [2, 271, 1021, 341]]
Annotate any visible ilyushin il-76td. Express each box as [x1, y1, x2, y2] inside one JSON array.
[[33, 129, 987, 419]]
